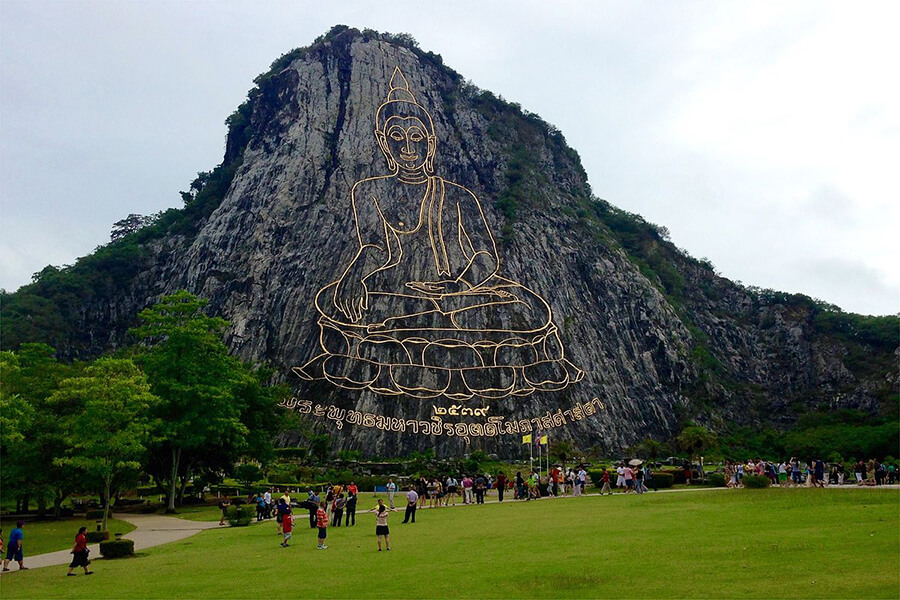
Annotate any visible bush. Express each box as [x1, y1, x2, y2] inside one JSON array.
[[85, 509, 105, 519], [138, 504, 160, 514], [650, 472, 674, 489], [114, 498, 145, 507], [742, 474, 770, 488], [587, 470, 606, 487], [708, 473, 726, 487], [273, 447, 309, 460], [85, 530, 110, 543], [99, 539, 134, 558], [226, 505, 253, 527]]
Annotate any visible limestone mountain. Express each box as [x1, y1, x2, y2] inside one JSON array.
[[3, 26, 896, 456]]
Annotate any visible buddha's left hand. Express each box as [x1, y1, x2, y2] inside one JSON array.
[[406, 279, 471, 296]]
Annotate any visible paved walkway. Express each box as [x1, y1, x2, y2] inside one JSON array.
[[1, 513, 221, 573]]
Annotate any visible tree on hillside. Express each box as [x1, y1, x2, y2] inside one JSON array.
[[110, 214, 147, 242], [676, 426, 719, 461], [51, 358, 159, 530], [130, 291, 283, 511]]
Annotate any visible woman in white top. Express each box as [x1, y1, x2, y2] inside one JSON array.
[[368, 499, 397, 551]]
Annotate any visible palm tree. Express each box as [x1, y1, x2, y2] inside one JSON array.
[[676, 426, 718, 461], [550, 440, 575, 470], [639, 438, 664, 460]]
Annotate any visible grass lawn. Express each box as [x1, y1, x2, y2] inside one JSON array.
[[1, 488, 897, 599], [0, 517, 136, 556]]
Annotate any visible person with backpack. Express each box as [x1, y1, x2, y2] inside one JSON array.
[[275, 497, 289, 534], [332, 493, 346, 527]]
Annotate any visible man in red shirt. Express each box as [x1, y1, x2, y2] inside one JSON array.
[[347, 481, 359, 496]]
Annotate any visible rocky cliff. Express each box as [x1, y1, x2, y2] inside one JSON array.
[[3, 27, 896, 456]]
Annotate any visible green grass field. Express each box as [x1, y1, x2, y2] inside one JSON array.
[[0, 517, 136, 557], [1, 489, 897, 599]]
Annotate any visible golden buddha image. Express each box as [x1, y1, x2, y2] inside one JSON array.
[[295, 68, 583, 400]]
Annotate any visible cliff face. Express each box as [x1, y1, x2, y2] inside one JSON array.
[[5, 27, 896, 456]]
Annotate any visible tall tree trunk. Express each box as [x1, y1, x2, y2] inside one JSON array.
[[53, 490, 65, 519], [102, 474, 112, 532], [167, 447, 181, 512]]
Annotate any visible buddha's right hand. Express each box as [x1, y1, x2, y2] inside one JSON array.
[[333, 278, 368, 322]]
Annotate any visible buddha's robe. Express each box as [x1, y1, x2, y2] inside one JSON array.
[[297, 176, 582, 399]]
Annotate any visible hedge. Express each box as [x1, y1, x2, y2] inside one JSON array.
[[708, 473, 727, 487], [227, 505, 253, 527], [742, 474, 770, 488], [85, 530, 109, 543], [649, 472, 674, 488], [99, 539, 134, 558], [85, 509, 105, 519]]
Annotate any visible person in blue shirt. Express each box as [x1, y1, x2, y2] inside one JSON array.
[[3, 520, 26, 571]]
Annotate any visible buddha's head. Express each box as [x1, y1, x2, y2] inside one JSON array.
[[375, 68, 436, 175]]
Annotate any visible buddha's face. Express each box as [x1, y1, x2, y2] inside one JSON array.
[[376, 115, 435, 172]]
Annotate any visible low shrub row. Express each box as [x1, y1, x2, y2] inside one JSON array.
[[99, 539, 134, 558], [85, 530, 109, 543], [742, 474, 770, 488], [226, 505, 253, 527]]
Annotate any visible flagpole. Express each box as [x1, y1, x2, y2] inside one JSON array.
[[529, 436, 533, 474]]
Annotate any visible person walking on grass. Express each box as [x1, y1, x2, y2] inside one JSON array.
[[3, 521, 26, 572], [276, 497, 289, 534], [600, 469, 612, 495], [316, 501, 329, 550], [66, 526, 93, 576], [615, 464, 626, 491], [402, 486, 419, 523], [368, 499, 397, 551], [280, 509, 294, 547], [345, 491, 357, 526], [218, 496, 231, 526], [386, 479, 397, 509], [623, 465, 634, 493]]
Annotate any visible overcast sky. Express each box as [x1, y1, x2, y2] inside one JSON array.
[[2, 1, 897, 316]]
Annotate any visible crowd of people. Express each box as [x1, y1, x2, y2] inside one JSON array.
[[723, 457, 897, 488]]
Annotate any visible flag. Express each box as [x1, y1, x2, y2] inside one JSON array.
[[540, 435, 548, 445], [522, 434, 532, 443]]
